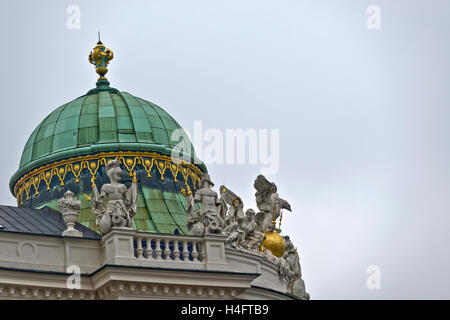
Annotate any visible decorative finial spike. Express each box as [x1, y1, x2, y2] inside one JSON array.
[[88, 36, 113, 87]]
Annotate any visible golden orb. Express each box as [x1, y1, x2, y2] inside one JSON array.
[[126, 158, 133, 166], [261, 231, 286, 257]]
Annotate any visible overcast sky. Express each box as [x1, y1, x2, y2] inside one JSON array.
[[1, 0, 450, 299]]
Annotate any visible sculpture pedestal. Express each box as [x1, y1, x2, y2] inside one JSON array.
[[102, 229, 136, 265], [203, 234, 229, 271], [62, 228, 83, 237]]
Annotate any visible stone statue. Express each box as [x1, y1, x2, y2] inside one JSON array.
[[226, 209, 265, 252], [182, 173, 224, 235], [224, 214, 245, 249], [262, 247, 280, 264], [254, 175, 291, 232], [241, 209, 265, 252], [181, 185, 205, 236], [183, 174, 309, 298], [283, 236, 310, 300], [217, 185, 266, 253], [216, 188, 229, 230], [219, 186, 245, 227], [91, 159, 138, 234], [58, 190, 83, 237], [193, 173, 223, 234]]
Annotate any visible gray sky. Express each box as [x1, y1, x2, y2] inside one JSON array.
[[1, 0, 450, 299]]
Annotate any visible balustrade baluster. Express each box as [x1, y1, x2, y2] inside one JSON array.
[[155, 239, 162, 260], [191, 241, 199, 262], [173, 240, 180, 261], [164, 239, 171, 260], [182, 240, 189, 261], [145, 239, 153, 259], [136, 237, 144, 259]]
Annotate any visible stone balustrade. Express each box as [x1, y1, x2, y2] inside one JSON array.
[[134, 233, 204, 263], [101, 229, 229, 272]]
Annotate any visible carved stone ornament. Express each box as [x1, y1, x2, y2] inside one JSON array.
[[58, 190, 83, 237], [184, 174, 310, 299], [182, 173, 224, 236], [91, 159, 138, 235]]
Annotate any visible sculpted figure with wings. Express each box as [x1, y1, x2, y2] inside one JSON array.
[[254, 175, 291, 233]]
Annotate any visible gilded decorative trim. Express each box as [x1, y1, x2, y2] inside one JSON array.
[[13, 151, 203, 206]]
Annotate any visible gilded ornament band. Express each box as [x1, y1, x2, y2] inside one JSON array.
[[13, 151, 203, 206]]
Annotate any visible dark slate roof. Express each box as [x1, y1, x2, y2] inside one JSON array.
[[0, 205, 101, 240]]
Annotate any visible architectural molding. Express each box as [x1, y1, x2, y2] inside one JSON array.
[[0, 229, 296, 299]]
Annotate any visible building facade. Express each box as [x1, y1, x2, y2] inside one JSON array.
[[0, 41, 309, 300]]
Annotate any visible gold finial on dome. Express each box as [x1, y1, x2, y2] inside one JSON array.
[[88, 32, 114, 86]]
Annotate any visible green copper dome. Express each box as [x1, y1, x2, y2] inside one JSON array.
[[9, 86, 206, 234], [20, 90, 187, 167], [15, 89, 201, 174], [9, 41, 207, 235]]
